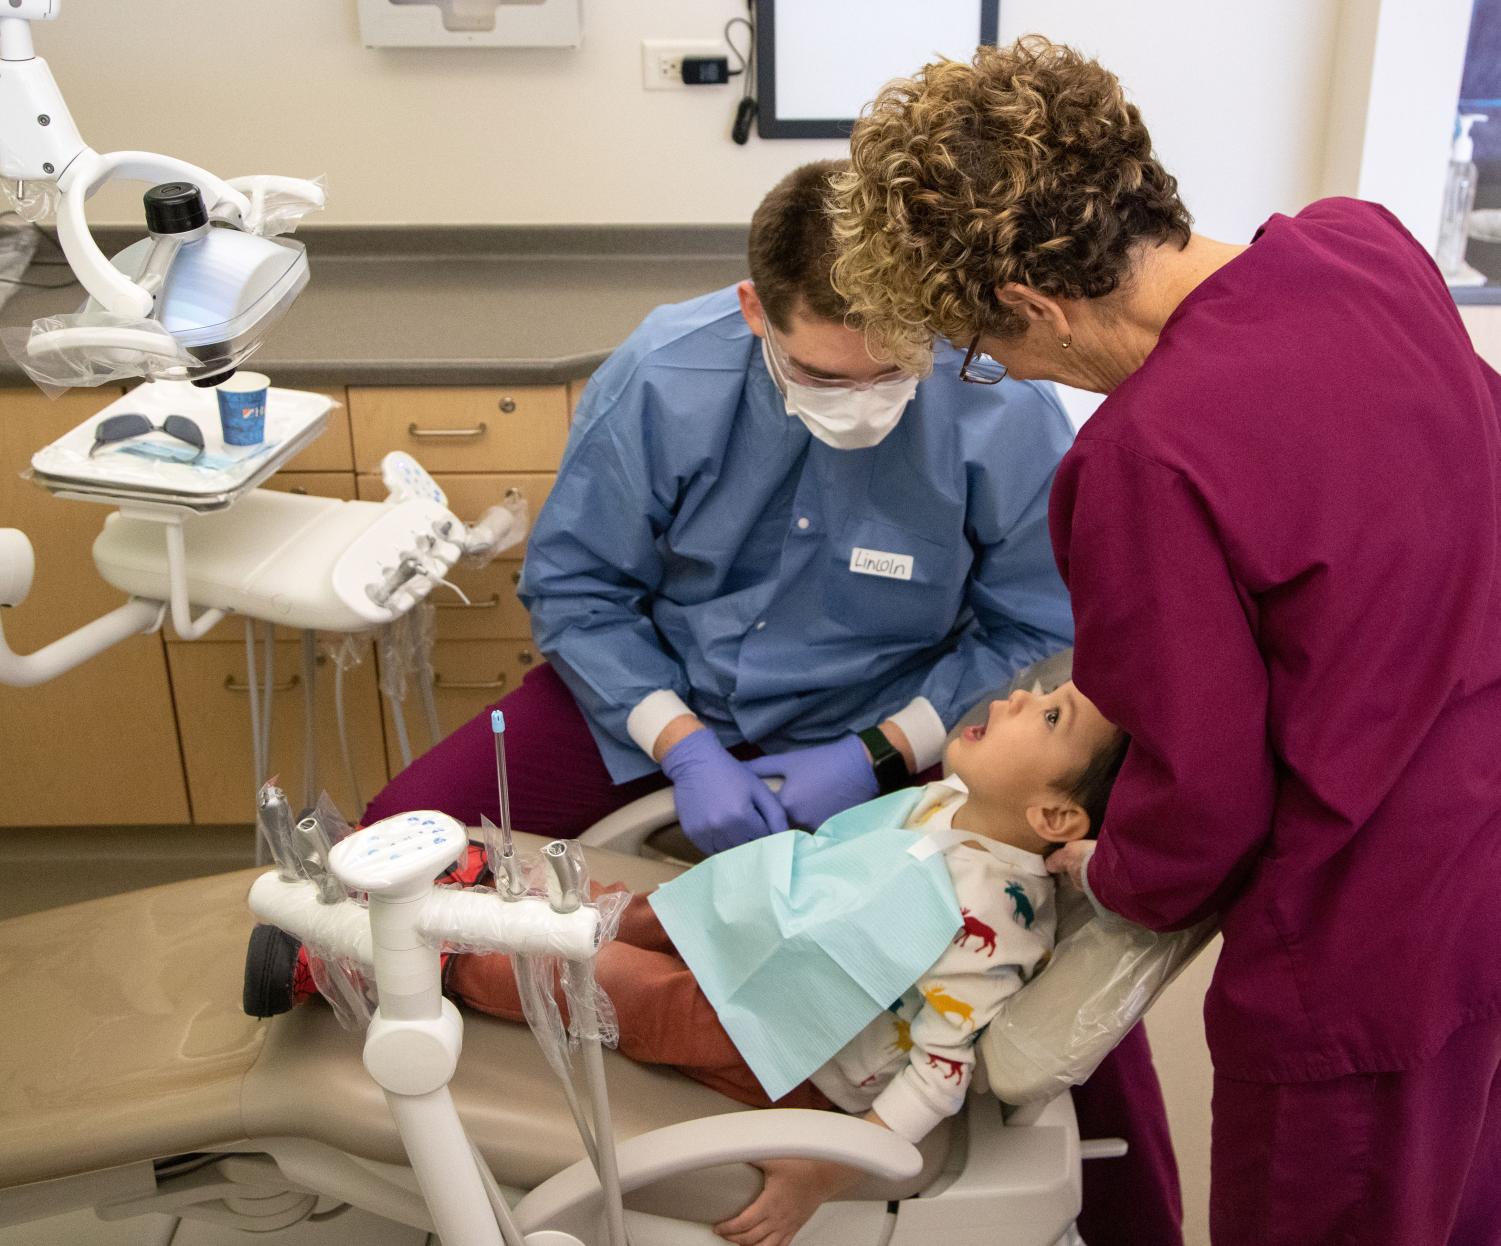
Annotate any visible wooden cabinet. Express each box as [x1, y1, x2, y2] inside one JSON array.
[[567, 377, 590, 421], [348, 386, 569, 473], [1, 380, 574, 828], [379, 639, 539, 776], [168, 639, 387, 825], [283, 388, 355, 472], [0, 388, 190, 827]]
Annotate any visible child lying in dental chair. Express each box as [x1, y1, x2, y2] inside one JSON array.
[[249, 681, 1128, 1246]]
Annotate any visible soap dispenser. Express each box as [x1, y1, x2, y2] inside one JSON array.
[[1438, 112, 1487, 280]]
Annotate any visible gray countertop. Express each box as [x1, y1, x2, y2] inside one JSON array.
[[0, 225, 749, 387]]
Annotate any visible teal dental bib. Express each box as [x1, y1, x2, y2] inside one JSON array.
[[648, 789, 963, 1101]]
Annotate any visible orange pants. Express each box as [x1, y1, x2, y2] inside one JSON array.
[[445, 884, 834, 1111]]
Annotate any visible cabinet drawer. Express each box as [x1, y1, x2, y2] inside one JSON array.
[[0, 633, 189, 826], [356, 473, 552, 641], [381, 639, 539, 777], [169, 639, 388, 824], [0, 387, 132, 633], [283, 388, 353, 472], [349, 386, 569, 474], [426, 561, 532, 641], [567, 377, 591, 421], [167, 472, 358, 643]]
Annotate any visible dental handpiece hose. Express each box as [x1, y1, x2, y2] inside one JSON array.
[[482, 812, 607, 1195], [547, 842, 629, 1246]]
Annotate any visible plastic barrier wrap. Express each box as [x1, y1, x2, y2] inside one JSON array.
[[980, 884, 1216, 1105], [227, 173, 328, 238], [251, 783, 376, 1030], [4, 311, 196, 395], [2, 178, 60, 224], [461, 490, 529, 566]]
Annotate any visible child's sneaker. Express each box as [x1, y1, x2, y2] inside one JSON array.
[[242, 924, 317, 1017]]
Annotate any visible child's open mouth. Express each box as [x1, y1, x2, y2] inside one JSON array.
[[963, 722, 987, 742]]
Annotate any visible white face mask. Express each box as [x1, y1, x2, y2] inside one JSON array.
[[761, 337, 918, 450]]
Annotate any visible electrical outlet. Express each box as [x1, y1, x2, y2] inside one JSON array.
[[641, 39, 726, 90]]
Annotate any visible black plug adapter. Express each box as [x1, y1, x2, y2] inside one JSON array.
[[681, 55, 731, 85], [732, 97, 758, 144]]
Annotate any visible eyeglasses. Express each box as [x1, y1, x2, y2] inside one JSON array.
[[764, 324, 909, 391], [89, 413, 205, 460], [960, 336, 1009, 385]]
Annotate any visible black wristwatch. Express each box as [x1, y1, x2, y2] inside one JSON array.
[[858, 726, 910, 795]]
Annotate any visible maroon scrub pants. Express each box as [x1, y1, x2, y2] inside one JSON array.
[[366, 662, 1185, 1246], [1210, 1015, 1501, 1246]]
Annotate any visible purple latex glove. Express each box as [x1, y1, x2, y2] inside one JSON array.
[[746, 735, 880, 831], [661, 729, 790, 855]]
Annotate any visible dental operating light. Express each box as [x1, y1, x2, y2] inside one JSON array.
[[0, 0, 325, 389]]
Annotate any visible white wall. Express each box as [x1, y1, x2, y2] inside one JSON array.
[[1319, 0, 1474, 249], [42, 0, 837, 225], [1000, 0, 1343, 244], [46, 0, 1341, 235]]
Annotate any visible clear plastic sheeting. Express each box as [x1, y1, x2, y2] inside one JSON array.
[[3, 310, 195, 396], [246, 872, 375, 967], [251, 783, 375, 1030], [308, 951, 376, 1032], [462, 489, 530, 566], [323, 635, 369, 815], [418, 886, 604, 962], [378, 602, 440, 766], [256, 782, 302, 883], [225, 173, 328, 238], [1, 178, 60, 224], [0, 218, 40, 317], [378, 604, 435, 706], [980, 885, 1216, 1105]]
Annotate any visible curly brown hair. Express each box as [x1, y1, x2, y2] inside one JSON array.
[[829, 36, 1192, 371]]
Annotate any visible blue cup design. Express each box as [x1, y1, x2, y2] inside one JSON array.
[[216, 373, 269, 446]]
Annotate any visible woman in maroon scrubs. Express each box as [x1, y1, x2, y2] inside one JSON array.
[[830, 36, 1501, 1246]]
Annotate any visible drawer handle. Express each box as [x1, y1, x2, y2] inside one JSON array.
[[499, 397, 517, 414], [518, 649, 534, 666], [225, 674, 301, 693], [407, 422, 488, 440], [510, 569, 521, 587], [434, 593, 501, 612], [434, 673, 509, 692]]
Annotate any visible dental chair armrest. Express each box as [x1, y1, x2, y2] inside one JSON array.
[[514, 1110, 921, 1233], [577, 788, 680, 854], [578, 778, 782, 859]]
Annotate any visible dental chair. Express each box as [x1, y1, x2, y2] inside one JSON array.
[[0, 649, 1207, 1246]]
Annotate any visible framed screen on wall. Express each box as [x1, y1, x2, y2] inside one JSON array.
[[754, 0, 1000, 139]]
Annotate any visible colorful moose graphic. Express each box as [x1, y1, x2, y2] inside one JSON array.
[[953, 907, 998, 956]]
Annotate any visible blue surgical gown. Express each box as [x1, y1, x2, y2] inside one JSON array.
[[519, 286, 1075, 783]]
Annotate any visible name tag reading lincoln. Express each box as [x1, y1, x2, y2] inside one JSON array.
[[849, 546, 914, 581]]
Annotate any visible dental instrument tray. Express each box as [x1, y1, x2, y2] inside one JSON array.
[[28, 380, 334, 513], [92, 488, 467, 632]]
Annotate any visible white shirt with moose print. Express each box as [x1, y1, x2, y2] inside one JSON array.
[[809, 780, 1056, 1142]]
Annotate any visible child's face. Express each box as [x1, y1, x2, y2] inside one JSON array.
[[945, 681, 1119, 823]]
